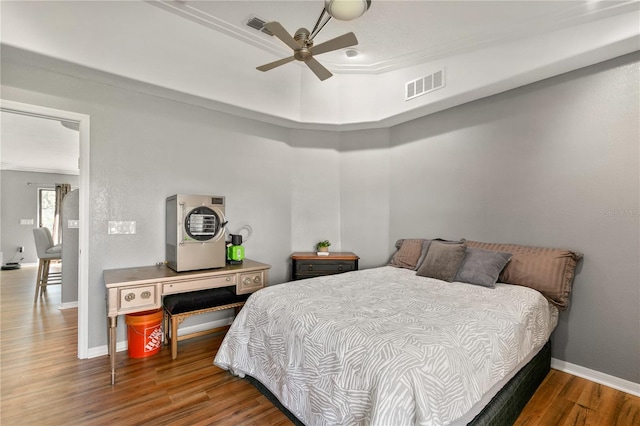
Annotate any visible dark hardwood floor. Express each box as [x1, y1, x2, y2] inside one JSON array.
[[1, 265, 638, 425]]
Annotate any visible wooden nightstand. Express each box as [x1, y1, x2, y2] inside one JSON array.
[[291, 252, 359, 280]]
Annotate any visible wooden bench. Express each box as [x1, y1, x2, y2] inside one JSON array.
[[163, 287, 250, 360]]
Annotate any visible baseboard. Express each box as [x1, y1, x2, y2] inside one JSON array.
[[58, 301, 78, 310], [86, 316, 234, 359], [552, 357, 640, 397]]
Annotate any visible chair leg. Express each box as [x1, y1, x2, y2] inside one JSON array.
[[41, 259, 50, 294], [34, 259, 45, 303], [163, 310, 169, 346], [171, 316, 181, 360]]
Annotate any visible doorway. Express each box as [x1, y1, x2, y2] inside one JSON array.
[[0, 99, 90, 359]]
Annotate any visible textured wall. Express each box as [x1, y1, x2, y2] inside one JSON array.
[[1, 52, 341, 348], [340, 128, 392, 268], [61, 189, 79, 304], [388, 53, 639, 383]]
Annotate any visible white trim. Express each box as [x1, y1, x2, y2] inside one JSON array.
[[0, 100, 91, 360], [86, 316, 234, 358], [59, 301, 79, 310], [552, 357, 640, 397], [87, 340, 129, 359], [0, 163, 79, 175]]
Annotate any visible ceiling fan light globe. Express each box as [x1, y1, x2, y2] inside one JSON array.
[[324, 0, 371, 21]]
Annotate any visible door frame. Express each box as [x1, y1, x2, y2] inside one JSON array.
[[1, 99, 90, 359]]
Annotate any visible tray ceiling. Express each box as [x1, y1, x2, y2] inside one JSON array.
[[152, 0, 636, 73], [1, 1, 638, 172]]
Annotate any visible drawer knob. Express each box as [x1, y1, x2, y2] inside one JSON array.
[[141, 291, 151, 299], [308, 265, 313, 271], [253, 276, 261, 284], [226, 276, 231, 281], [124, 293, 135, 302], [338, 265, 343, 271], [243, 277, 252, 285]]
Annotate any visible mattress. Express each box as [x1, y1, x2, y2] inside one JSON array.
[[214, 266, 558, 425]]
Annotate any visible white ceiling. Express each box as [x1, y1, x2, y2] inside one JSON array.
[[1, 1, 638, 172], [0, 111, 79, 175], [152, 0, 636, 73]]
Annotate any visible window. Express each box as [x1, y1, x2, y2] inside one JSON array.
[[38, 188, 56, 231]]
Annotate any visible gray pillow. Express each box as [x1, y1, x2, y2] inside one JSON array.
[[454, 248, 512, 288], [414, 238, 464, 270], [416, 241, 467, 282]]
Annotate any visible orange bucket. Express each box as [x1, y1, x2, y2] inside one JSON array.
[[125, 309, 163, 358]]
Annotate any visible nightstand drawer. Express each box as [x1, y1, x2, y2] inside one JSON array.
[[296, 260, 356, 276], [290, 252, 359, 280]]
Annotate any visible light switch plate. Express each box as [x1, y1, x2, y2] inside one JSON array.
[[108, 220, 136, 235], [20, 219, 34, 225], [68, 220, 80, 229]]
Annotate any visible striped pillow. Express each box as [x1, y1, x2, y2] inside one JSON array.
[[388, 239, 426, 269], [465, 240, 583, 310]]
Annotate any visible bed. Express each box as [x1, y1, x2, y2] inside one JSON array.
[[214, 239, 582, 425]]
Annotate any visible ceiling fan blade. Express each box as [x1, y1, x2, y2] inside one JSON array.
[[264, 21, 300, 51], [305, 57, 333, 81], [311, 32, 358, 56], [257, 56, 295, 72]]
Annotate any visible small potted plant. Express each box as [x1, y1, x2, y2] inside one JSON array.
[[316, 240, 331, 254]]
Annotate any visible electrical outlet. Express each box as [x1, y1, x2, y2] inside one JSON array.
[[18, 246, 24, 253]]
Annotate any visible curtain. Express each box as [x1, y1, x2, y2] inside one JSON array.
[[52, 183, 71, 245]]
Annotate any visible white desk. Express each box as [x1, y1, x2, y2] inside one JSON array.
[[104, 259, 270, 384]]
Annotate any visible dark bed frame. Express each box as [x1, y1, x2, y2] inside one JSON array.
[[245, 341, 551, 426]]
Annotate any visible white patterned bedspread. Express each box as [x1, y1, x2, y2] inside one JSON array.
[[214, 266, 558, 426]]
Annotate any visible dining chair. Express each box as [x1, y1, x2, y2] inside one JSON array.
[[32, 227, 62, 302]]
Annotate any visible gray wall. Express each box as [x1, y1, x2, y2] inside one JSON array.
[[61, 189, 79, 304], [340, 128, 392, 268], [387, 53, 639, 383], [1, 46, 638, 384], [0, 170, 79, 264], [1, 48, 343, 348]]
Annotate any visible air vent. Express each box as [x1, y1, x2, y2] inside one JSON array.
[[405, 69, 446, 101], [246, 16, 273, 36]]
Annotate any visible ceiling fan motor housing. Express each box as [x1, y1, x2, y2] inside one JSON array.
[[295, 48, 313, 61], [293, 28, 313, 61], [294, 28, 311, 44]]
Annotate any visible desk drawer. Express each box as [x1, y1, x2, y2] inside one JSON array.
[[163, 274, 236, 295], [119, 285, 159, 311]]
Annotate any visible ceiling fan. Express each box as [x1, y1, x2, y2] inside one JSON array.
[[257, 0, 371, 81]]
